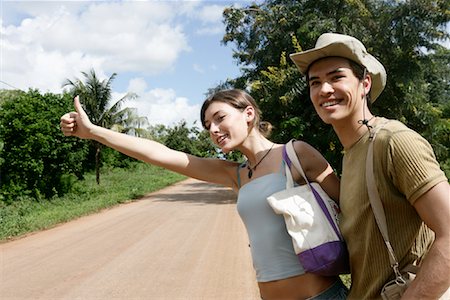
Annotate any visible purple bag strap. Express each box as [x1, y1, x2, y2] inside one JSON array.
[[282, 141, 343, 240]]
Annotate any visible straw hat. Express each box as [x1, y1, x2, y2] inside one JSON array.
[[290, 33, 387, 102]]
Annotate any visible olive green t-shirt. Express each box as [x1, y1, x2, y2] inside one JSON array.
[[340, 118, 447, 299]]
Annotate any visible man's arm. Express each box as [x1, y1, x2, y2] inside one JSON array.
[[402, 181, 450, 299]]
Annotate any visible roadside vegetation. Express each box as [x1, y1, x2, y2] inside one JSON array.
[[0, 163, 185, 241], [0, 78, 222, 242]]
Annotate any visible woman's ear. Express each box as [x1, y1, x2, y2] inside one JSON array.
[[244, 106, 256, 123]]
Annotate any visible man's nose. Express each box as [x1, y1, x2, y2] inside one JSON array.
[[320, 81, 334, 95]]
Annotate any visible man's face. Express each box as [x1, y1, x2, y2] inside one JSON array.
[[307, 57, 367, 125]]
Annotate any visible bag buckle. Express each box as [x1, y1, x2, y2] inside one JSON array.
[[393, 263, 407, 285]]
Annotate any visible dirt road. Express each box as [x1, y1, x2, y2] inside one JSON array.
[[0, 179, 260, 299]]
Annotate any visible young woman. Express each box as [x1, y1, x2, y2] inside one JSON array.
[[60, 89, 347, 299]]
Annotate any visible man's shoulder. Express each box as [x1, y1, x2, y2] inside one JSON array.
[[376, 118, 421, 141], [376, 118, 409, 132], [373, 118, 433, 156]]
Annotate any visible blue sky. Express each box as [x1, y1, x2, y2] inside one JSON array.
[[2, 1, 448, 128], [1, 0, 258, 127]]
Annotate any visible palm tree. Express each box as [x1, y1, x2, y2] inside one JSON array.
[[110, 107, 149, 137], [63, 69, 147, 184]]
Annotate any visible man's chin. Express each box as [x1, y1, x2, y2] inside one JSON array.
[[319, 115, 334, 125], [317, 115, 333, 125]]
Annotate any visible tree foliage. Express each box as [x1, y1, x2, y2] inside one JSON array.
[[63, 69, 146, 184], [159, 120, 218, 158], [222, 0, 450, 174], [0, 90, 221, 204], [0, 90, 89, 203]]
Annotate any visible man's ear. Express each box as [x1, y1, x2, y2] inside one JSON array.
[[362, 73, 372, 98]]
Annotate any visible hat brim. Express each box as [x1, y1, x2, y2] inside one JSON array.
[[290, 40, 386, 102]]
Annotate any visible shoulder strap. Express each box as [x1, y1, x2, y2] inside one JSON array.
[[365, 121, 405, 278], [284, 140, 309, 184], [284, 139, 342, 239]]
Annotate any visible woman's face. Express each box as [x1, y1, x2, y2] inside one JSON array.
[[203, 101, 252, 153]]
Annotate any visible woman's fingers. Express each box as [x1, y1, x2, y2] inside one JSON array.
[[60, 96, 92, 138], [74, 96, 88, 118], [60, 112, 78, 136]]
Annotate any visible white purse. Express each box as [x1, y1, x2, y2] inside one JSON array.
[[266, 140, 349, 276]]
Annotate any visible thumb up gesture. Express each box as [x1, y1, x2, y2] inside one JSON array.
[[60, 96, 94, 139]]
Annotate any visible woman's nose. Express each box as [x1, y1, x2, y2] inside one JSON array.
[[209, 122, 219, 133]]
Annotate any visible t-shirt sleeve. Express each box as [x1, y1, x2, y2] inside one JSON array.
[[386, 129, 447, 204]]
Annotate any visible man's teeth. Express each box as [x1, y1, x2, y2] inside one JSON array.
[[322, 101, 338, 107]]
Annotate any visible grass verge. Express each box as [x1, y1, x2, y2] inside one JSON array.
[[0, 163, 186, 241]]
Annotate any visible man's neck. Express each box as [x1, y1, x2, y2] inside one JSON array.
[[333, 114, 376, 149]]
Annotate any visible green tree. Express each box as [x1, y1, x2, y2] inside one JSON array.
[[222, 0, 450, 173], [63, 69, 144, 184], [110, 107, 149, 137], [162, 120, 212, 157], [141, 124, 169, 142], [0, 90, 89, 203], [140, 122, 223, 159], [191, 127, 222, 158]]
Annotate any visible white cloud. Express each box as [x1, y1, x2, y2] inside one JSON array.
[[0, 0, 237, 127], [197, 4, 226, 24], [191, 4, 227, 36], [127, 78, 148, 95], [2, 40, 103, 92], [1, 1, 190, 93], [120, 82, 201, 127]]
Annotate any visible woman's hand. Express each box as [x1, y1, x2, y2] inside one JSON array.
[[60, 96, 94, 139]]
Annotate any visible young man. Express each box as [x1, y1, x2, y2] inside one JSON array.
[[290, 33, 450, 299]]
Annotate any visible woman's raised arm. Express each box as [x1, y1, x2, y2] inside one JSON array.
[[60, 96, 237, 188]]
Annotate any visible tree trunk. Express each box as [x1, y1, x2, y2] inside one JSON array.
[[95, 145, 101, 185]]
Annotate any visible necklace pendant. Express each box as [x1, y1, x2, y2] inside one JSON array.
[[247, 168, 253, 179]]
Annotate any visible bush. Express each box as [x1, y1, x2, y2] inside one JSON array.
[[0, 90, 89, 203]]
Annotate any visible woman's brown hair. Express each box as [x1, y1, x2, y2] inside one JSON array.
[[200, 89, 272, 137]]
